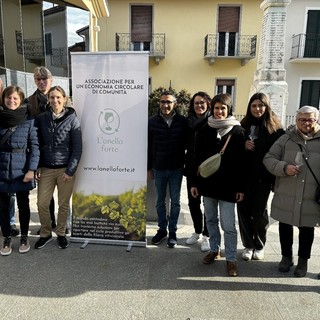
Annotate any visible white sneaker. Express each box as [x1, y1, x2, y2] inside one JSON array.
[[186, 233, 200, 245], [201, 236, 210, 252], [253, 249, 265, 260], [242, 248, 254, 261]]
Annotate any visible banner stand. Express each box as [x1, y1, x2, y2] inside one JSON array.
[[70, 52, 148, 249], [73, 238, 143, 250]]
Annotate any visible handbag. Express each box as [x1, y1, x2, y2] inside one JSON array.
[[198, 134, 232, 178], [299, 145, 320, 204]]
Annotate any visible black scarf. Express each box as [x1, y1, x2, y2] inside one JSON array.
[[0, 104, 28, 128], [187, 110, 211, 130], [36, 90, 49, 113]]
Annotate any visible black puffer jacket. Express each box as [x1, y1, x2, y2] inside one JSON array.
[[148, 110, 187, 171], [0, 114, 39, 193], [184, 112, 210, 177], [36, 107, 82, 176]]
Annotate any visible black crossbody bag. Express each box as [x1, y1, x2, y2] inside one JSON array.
[[299, 145, 320, 204], [0, 126, 18, 146]]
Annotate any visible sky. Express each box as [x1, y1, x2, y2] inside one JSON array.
[[43, 1, 89, 46]]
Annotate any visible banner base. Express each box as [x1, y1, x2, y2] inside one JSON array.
[[70, 237, 147, 248]]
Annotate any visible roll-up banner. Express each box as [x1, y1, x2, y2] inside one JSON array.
[[70, 52, 148, 247]]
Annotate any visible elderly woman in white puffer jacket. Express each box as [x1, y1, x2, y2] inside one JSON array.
[[263, 106, 320, 278]]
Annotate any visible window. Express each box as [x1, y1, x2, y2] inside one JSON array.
[[215, 79, 236, 109], [131, 5, 152, 52], [45, 33, 52, 55], [15, 30, 23, 54], [216, 79, 235, 95], [304, 10, 320, 58], [300, 80, 320, 108], [217, 7, 240, 56]]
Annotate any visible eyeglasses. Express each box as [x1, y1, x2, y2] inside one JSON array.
[[160, 100, 175, 105], [298, 118, 317, 124], [194, 101, 206, 106], [35, 77, 49, 82]]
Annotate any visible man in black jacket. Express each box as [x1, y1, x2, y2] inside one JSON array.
[[148, 91, 187, 248]]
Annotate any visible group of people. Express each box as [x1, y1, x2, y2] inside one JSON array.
[[148, 90, 320, 278], [2, 76, 319, 278], [0, 67, 82, 256]]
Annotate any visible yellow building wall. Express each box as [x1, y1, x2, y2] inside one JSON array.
[[1, 1, 43, 72], [97, 0, 263, 115], [21, 3, 44, 72], [2, 0, 24, 70]]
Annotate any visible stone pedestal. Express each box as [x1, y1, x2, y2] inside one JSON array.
[[250, 0, 291, 126]]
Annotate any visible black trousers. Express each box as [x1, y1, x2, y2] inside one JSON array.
[[279, 222, 314, 259], [237, 181, 270, 250], [0, 191, 30, 237], [186, 178, 208, 236]]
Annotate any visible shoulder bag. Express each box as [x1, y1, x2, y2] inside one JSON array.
[[0, 126, 18, 146], [198, 134, 232, 178], [299, 145, 320, 204]]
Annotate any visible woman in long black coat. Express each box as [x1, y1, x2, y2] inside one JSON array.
[[237, 92, 284, 261]]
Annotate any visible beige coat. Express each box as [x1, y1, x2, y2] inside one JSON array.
[[263, 126, 320, 227]]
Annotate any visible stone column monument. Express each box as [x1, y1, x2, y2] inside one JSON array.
[[250, 0, 291, 126]]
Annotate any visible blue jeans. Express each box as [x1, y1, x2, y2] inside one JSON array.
[[203, 196, 238, 261], [9, 194, 16, 225], [153, 168, 183, 233]]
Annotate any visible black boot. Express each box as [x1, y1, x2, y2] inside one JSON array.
[[294, 257, 308, 277], [278, 256, 293, 272]]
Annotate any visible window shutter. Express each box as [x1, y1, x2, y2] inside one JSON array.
[[131, 6, 152, 42], [216, 79, 235, 87], [306, 10, 320, 34], [218, 7, 240, 33], [300, 80, 320, 108], [45, 33, 52, 55]]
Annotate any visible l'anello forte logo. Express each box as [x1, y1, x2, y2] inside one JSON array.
[[98, 108, 120, 135]]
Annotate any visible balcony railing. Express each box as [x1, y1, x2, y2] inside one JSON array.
[[16, 31, 44, 60], [291, 33, 320, 60], [24, 38, 45, 59], [51, 47, 68, 67], [204, 33, 257, 65], [115, 33, 165, 64]]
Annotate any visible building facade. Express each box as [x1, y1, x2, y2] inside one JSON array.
[[97, 0, 263, 115], [285, 0, 320, 116]]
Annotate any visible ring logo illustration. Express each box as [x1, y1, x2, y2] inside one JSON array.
[[98, 108, 120, 135]]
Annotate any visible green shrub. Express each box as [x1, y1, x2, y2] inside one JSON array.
[[148, 86, 191, 117]]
